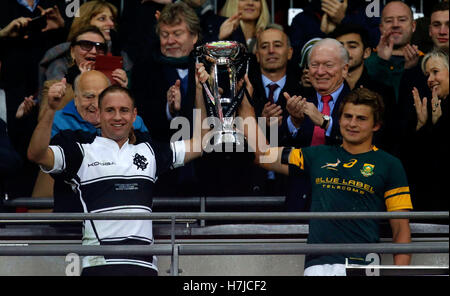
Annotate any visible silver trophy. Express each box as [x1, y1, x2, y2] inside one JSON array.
[[195, 41, 250, 149]]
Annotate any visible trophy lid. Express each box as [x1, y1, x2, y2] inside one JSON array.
[[203, 41, 246, 60]]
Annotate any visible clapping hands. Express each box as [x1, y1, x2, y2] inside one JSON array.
[[16, 95, 36, 119]]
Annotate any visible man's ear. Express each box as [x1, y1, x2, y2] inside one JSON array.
[[193, 33, 199, 46], [342, 63, 349, 79], [373, 121, 381, 132], [255, 50, 261, 63], [363, 47, 372, 60], [132, 107, 137, 123], [287, 46, 293, 61]]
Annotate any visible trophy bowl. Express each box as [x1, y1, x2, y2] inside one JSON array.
[[195, 41, 250, 151], [203, 41, 245, 65]]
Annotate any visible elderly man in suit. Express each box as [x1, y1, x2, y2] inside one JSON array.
[[282, 38, 350, 211], [286, 38, 350, 147]]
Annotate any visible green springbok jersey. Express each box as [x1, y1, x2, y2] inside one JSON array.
[[287, 145, 413, 268]]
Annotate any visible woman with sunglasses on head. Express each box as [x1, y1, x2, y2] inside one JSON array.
[[37, 1, 130, 116], [37, 26, 126, 121], [32, 24, 135, 205]]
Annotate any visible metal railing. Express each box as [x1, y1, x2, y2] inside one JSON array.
[[1, 196, 286, 209], [0, 211, 448, 221], [0, 211, 448, 275]]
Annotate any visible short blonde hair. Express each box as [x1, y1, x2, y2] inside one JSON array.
[[67, 0, 118, 42], [220, 0, 270, 36], [421, 48, 449, 74]]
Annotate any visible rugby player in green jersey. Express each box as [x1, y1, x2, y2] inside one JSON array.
[[244, 86, 413, 276]]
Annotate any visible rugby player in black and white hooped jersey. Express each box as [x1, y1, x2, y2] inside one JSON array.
[[243, 86, 413, 276], [27, 63, 209, 276]]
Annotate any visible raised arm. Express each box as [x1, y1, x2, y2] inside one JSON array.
[[182, 63, 209, 164], [27, 78, 67, 170], [237, 75, 289, 175]]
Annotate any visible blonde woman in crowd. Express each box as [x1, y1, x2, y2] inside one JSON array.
[[220, 0, 270, 52]]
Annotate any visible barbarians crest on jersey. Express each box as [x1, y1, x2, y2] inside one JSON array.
[[133, 153, 148, 171], [360, 163, 375, 177]]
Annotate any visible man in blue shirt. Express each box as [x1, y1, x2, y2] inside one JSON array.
[[51, 71, 147, 137]]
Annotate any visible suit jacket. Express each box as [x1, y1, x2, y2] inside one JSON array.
[[292, 82, 351, 147], [131, 50, 197, 142], [249, 63, 302, 147], [354, 67, 397, 153]]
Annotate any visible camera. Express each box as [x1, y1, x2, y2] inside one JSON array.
[[21, 15, 47, 36]]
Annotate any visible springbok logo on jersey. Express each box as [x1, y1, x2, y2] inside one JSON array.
[[361, 163, 375, 177], [133, 153, 148, 171], [321, 159, 341, 171]]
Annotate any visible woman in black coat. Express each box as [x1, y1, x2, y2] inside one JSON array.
[[410, 49, 449, 212]]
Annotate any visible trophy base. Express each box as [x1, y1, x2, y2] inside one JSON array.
[[208, 131, 246, 152]]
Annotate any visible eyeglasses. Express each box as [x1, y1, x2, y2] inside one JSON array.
[[72, 40, 108, 54]]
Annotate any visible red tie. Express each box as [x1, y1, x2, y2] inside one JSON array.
[[267, 83, 279, 104], [311, 95, 332, 146]]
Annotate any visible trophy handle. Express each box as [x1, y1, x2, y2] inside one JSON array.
[[196, 56, 224, 121]]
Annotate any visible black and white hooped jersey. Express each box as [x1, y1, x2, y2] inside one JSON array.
[[43, 135, 186, 271]]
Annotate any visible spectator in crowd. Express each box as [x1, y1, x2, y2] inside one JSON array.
[[132, 1, 200, 141], [131, 1, 203, 196], [0, 118, 22, 199], [67, 0, 116, 44], [182, 0, 244, 44], [281, 38, 351, 211], [219, 0, 270, 53], [397, 2, 449, 158], [0, 1, 66, 198], [38, 1, 131, 107], [122, 0, 249, 63], [330, 23, 397, 153], [298, 38, 322, 90], [408, 49, 449, 212], [32, 70, 148, 214], [119, 0, 167, 64], [248, 24, 301, 196], [38, 26, 128, 121], [26, 64, 208, 276], [411, 0, 448, 54], [289, 0, 381, 68], [365, 1, 422, 103], [428, 1, 449, 53], [286, 38, 350, 147], [246, 87, 412, 276]]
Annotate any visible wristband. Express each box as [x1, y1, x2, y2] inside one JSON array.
[[281, 147, 293, 165]]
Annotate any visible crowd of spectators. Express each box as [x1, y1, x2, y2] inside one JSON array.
[[0, 0, 448, 215]]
